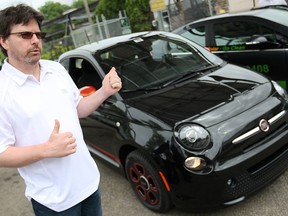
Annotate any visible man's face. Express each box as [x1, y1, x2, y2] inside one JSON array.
[[0, 19, 43, 67]]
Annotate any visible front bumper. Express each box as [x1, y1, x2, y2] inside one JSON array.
[[167, 123, 288, 211], [165, 97, 288, 211]]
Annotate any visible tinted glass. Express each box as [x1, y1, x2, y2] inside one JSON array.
[[214, 21, 260, 46], [214, 20, 288, 48], [180, 26, 206, 46], [95, 34, 222, 92]]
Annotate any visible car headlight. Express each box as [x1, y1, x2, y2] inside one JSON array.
[[272, 81, 288, 101], [174, 124, 211, 151]]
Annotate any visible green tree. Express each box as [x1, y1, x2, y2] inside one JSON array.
[[0, 52, 5, 64], [95, 0, 124, 19], [39, 1, 71, 35], [125, 0, 152, 32], [72, 0, 96, 8], [95, 0, 152, 32], [39, 1, 73, 60], [39, 1, 71, 21]]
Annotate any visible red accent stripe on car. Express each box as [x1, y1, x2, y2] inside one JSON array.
[[159, 171, 170, 192]]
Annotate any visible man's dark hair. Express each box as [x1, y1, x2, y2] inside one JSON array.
[[0, 4, 44, 56]]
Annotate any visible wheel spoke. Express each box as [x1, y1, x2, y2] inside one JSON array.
[[136, 185, 147, 200], [147, 176, 158, 192], [134, 162, 145, 175], [130, 162, 145, 182], [147, 190, 159, 205]]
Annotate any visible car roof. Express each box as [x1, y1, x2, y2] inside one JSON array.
[[183, 6, 288, 27], [59, 31, 185, 59], [77, 31, 150, 52]]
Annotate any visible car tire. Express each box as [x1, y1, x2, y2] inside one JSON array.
[[125, 150, 173, 213]]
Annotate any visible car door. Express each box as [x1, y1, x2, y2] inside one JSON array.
[[61, 57, 129, 167], [208, 17, 288, 89]]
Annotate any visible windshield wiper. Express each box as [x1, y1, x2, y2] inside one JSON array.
[[121, 86, 162, 93], [121, 65, 221, 93], [163, 65, 220, 87]]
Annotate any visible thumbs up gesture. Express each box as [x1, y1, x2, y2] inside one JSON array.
[[101, 67, 122, 96], [44, 120, 77, 158]]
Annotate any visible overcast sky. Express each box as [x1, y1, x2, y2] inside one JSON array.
[[0, 0, 74, 10]]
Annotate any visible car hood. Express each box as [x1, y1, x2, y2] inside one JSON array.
[[125, 64, 271, 127]]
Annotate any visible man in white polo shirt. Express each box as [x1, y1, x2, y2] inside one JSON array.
[[0, 4, 121, 216]]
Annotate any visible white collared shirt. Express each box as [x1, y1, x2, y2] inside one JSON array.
[[0, 59, 99, 212]]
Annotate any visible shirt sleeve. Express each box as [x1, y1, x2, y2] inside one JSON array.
[[0, 108, 15, 154]]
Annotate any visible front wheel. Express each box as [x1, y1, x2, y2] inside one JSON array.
[[125, 150, 173, 213]]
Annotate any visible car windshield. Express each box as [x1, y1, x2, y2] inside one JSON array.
[[95, 34, 222, 92]]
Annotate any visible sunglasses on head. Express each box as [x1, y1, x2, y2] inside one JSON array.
[[9, 31, 46, 39]]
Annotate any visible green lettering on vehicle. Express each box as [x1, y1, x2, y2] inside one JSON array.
[[222, 46, 230, 51], [218, 45, 246, 51], [231, 45, 246, 51], [249, 64, 270, 73]]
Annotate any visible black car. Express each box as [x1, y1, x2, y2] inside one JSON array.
[[58, 31, 288, 213], [174, 5, 288, 90]]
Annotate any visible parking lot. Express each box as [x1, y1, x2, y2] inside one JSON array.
[[1, 157, 288, 216]]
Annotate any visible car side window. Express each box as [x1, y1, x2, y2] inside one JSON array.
[[214, 21, 260, 46], [62, 58, 102, 90], [213, 21, 288, 48], [180, 25, 206, 46], [261, 26, 288, 47]]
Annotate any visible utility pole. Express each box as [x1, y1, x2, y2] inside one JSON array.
[[207, 0, 213, 16], [83, 0, 93, 24]]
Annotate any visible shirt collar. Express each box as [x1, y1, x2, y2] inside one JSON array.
[[1, 59, 53, 86]]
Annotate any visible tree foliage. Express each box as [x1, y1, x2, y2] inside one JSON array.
[[95, 0, 152, 31], [95, 0, 124, 19], [124, 0, 152, 32], [39, 1, 70, 21], [72, 0, 96, 9], [39, 1, 71, 35], [37, 0, 153, 60]]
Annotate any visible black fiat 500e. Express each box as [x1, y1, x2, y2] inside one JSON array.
[[58, 31, 288, 213]]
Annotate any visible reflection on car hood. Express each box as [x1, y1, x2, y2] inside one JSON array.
[[126, 64, 271, 127]]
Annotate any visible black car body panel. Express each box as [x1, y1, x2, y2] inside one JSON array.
[[127, 64, 270, 127], [174, 6, 288, 90], [58, 31, 288, 212]]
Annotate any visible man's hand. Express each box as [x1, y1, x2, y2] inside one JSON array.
[[77, 67, 122, 118], [44, 120, 77, 158], [101, 67, 122, 96]]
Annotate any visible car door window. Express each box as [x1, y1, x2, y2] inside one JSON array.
[[213, 21, 288, 48], [261, 26, 288, 46], [180, 25, 206, 46], [61, 58, 102, 89], [214, 21, 260, 46]]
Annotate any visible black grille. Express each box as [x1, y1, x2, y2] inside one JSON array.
[[223, 142, 288, 200]]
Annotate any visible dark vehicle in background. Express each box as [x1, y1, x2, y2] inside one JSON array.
[[58, 31, 288, 213], [174, 5, 288, 90]]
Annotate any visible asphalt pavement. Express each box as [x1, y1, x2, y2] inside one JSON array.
[[1, 157, 288, 216]]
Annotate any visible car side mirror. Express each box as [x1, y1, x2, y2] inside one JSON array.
[[79, 86, 96, 97]]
